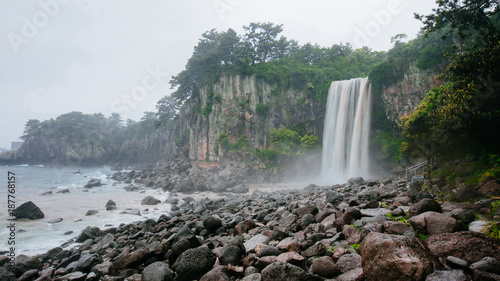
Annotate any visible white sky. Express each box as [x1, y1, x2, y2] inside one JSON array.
[[0, 0, 437, 149]]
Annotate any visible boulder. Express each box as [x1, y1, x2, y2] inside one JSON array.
[[203, 216, 222, 232], [75, 226, 104, 243], [335, 268, 364, 281], [478, 180, 500, 197], [360, 232, 442, 281], [382, 221, 412, 235], [454, 184, 481, 202], [108, 248, 150, 275], [141, 196, 161, 205], [85, 210, 98, 216], [407, 198, 442, 218], [142, 261, 174, 281], [12, 201, 44, 220], [261, 262, 320, 281], [336, 253, 362, 273], [310, 256, 340, 278], [326, 191, 343, 205], [409, 211, 459, 234], [426, 231, 500, 264], [348, 177, 364, 185], [244, 234, 270, 252], [84, 178, 102, 188], [172, 246, 217, 280]]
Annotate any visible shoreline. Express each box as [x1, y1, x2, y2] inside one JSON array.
[[2, 175, 499, 280]]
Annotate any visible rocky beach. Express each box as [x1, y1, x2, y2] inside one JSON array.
[[2, 159, 500, 281]]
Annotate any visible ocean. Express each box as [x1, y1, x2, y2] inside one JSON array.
[[0, 165, 172, 256]]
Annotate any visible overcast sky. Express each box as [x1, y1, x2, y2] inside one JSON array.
[[0, 0, 437, 149]]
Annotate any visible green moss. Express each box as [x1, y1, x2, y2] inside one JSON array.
[[255, 103, 268, 116]]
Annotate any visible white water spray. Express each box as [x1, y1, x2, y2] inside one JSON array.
[[320, 78, 372, 184]]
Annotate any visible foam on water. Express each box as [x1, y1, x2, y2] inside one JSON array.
[[0, 165, 172, 256]]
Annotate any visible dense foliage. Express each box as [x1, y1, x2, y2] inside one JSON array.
[[402, 0, 500, 158], [163, 21, 385, 117]]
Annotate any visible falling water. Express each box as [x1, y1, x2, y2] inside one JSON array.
[[320, 77, 372, 184]]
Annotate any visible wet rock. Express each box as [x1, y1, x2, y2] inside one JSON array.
[[407, 198, 442, 218], [172, 246, 217, 280], [84, 178, 102, 188], [426, 231, 500, 263], [362, 200, 380, 209], [445, 256, 469, 269], [241, 273, 261, 281], [108, 248, 150, 275], [74, 254, 101, 273], [142, 261, 174, 281], [48, 218, 63, 224], [310, 256, 340, 278], [12, 201, 44, 220], [348, 177, 364, 185], [451, 208, 475, 224], [409, 211, 459, 234], [105, 200, 117, 211], [203, 216, 222, 232], [360, 232, 442, 281], [141, 196, 161, 205], [75, 226, 105, 243], [56, 272, 87, 281], [454, 184, 481, 203], [17, 269, 39, 281], [415, 191, 432, 202], [425, 270, 468, 281], [276, 252, 305, 267], [342, 225, 363, 244], [358, 190, 381, 201], [261, 262, 319, 281], [85, 210, 99, 216], [56, 189, 70, 194]]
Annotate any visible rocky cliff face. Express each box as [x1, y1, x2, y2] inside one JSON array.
[[380, 63, 442, 124], [177, 75, 324, 161]]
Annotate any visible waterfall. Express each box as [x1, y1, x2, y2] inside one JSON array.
[[320, 77, 372, 184]]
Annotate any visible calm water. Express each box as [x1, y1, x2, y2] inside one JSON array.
[[0, 165, 171, 256]]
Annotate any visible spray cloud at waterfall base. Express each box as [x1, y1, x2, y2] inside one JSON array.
[[320, 77, 372, 184]]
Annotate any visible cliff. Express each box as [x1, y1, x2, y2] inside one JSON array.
[[177, 74, 324, 161], [380, 62, 442, 124]]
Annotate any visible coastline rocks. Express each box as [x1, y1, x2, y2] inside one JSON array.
[[172, 246, 216, 280], [360, 232, 442, 281], [12, 201, 44, 220], [75, 226, 105, 243], [105, 199, 117, 210], [141, 196, 161, 205], [84, 178, 103, 188]]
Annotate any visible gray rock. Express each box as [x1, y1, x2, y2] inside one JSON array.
[[256, 245, 281, 258], [141, 196, 161, 205], [409, 211, 459, 235], [326, 191, 343, 205], [172, 246, 216, 280], [302, 242, 325, 257], [336, 253, 362, 273], [74, 254, 101, 273], [241, 273, 261, 281], [335, 268, 364, 281], [425, 270, 468, 281], [200, 266, 230, 281], [12, 201, 44, 220], [142, 261, 174, 281], [84, 178, 102, 188], [85, 210, 99, 216], [445, 256, 469, 268], [261, 262, 320, 281], [244, 234, 270, 252], [56, 188, 70, 193], [300, 214, 316, 228], [470, 256, 500, 275], [203, 216, 222, 232], [75, 226, 104, 243], [48, 218, 63, 224], [232, 184, 249, 193]]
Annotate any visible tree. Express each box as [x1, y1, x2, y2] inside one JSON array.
[[415, 0, 500, 39], [243, 22, 284, 64], [21, 119, 41, 140], [156, 95, 180, 126]]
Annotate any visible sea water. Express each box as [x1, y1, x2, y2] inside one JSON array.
[[0, 165, 172, 256]]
